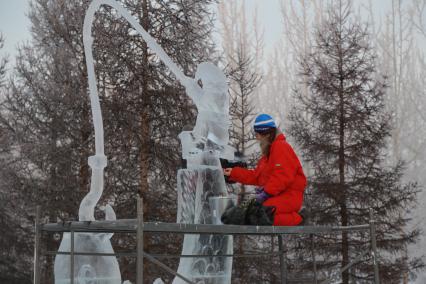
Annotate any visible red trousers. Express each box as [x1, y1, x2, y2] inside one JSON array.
[[263, 190, 304, 226]]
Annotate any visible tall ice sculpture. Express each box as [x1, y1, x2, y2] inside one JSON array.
[[54, 1, 235, 283]]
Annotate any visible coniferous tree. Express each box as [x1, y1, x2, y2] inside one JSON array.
[[288, 2, 422, 283], [0, 0, 217, 282], [219, 2, 277, 282], [226, 48, 268, 284], [227, 50, 260, 190], [0, 34, 33, 284]]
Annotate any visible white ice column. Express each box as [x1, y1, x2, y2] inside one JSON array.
[[174, 151, 236, 284]]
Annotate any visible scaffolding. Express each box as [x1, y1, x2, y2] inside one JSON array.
[[34, 198, 380, 284]]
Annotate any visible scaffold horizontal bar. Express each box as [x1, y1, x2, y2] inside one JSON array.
[[41, 220, 370, 235], [44, 250, 280, 258]]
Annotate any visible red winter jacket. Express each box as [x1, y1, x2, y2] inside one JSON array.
[[230, 133, 306, 196]]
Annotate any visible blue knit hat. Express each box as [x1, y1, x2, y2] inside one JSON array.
[[254, 113, 277, 133]]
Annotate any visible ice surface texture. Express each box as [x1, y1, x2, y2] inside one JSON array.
[[174, 152, 236, 284]]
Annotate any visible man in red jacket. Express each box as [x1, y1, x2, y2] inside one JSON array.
[[223, 114, 307, 226]]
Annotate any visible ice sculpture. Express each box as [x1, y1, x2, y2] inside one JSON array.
[[54, 204, 122, 284], [54, 0, 235, 283], [173, 64, 236, 284]]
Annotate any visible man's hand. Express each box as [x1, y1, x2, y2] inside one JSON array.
[[223, 168, 232, 176]]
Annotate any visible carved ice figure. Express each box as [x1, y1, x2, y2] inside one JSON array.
[[189, 62, 229, 146], [174, 63, 236, 284], [179, 63, 234, 161], [54, 0, 235, 283], [54, 1, 126, 283], [54, 205, 122, 284]]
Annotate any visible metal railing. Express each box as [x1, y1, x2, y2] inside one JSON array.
[[34, 198, 380, 284]]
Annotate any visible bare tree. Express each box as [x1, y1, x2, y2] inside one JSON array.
[[218, 0, 263, 181], [259, 0, 326, 133]]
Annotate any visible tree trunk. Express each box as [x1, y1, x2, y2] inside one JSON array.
[[338, 57, 349, 284], [139, 0, 150, 218], [337, 18, 349, 280]]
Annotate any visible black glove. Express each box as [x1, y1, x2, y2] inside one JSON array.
[[220, 159, 247, 184]]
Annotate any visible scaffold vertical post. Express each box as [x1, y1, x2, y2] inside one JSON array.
[[278, 234, 287, 284], [34, 206, 41, 284], [70, 230, 75, 284], [310, 234, 318, 284], [370, 208, 380, 284], [137, 197, 144, 284]]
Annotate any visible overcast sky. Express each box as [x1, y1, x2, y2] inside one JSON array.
[[0, 0, 31, 60], [2, 0, 286, 61], [0, 0, 419, 63]]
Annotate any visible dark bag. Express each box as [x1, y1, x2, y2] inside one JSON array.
[[220, 203, 247, 225], [246, 201, 276, 226], [221, 199, 276, 226]]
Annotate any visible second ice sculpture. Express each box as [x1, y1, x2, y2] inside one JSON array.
[[54, 0, 235, 283]]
